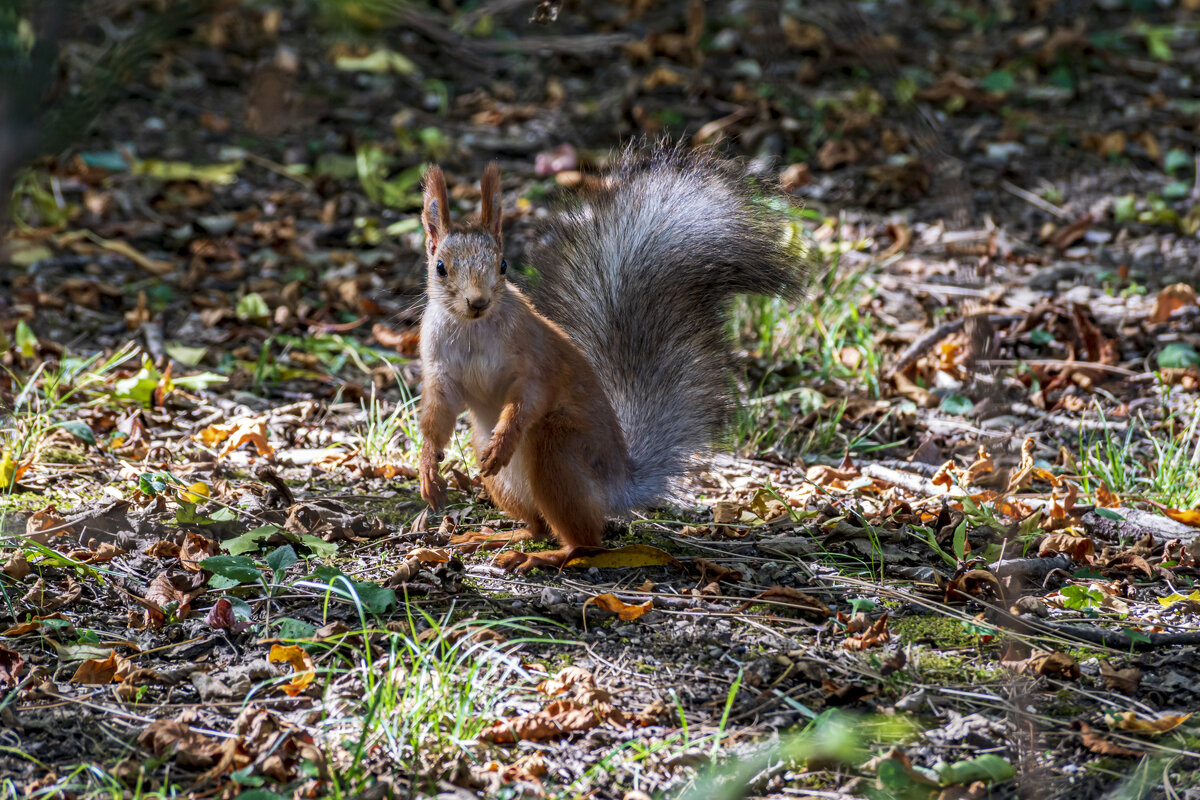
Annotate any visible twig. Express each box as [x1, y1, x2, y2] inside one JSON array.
[[885, 313, 1024, 379], [979, 359, 1142, 377], [995, 611, 1200, 652], [1001, 180, 1071, 220], [472, 32, 635, 53], [457, 0, 535, 30]]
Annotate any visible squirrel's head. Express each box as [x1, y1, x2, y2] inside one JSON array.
[[421, 163, 507, 322]]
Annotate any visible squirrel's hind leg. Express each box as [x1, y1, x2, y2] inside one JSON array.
[[450, 473, 550, 554], [490, 441, 611, 573]]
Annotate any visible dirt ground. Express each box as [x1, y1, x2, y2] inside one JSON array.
[[3, 1, 1200, 798]]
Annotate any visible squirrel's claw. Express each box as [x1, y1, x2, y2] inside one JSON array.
[[478, 437, 514, 477], [419, 465, 447, 510]]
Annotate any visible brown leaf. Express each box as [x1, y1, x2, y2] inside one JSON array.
[[1098, 660, 1141, 695], [563, 544, 681, 569], [1001, 646, 1080, 679], [145, 539, 181, 559], [71, 650, 134, 684], [0, 644, 23, 691], [691, 557, 742, 584], [138, 716, 226, 768], [206, 597, 250, 632], [1095, 482, 1120, 508], [22, 577, 81, 613], [1048, 480, 1080, 520], [1070, 721, 1143, 757], [1161, 505, 1200, 528], [945, 569, 1005, 605], [1, 613, 71, 637], [1151, 282, 1198, 324], [962, 445, 994, 484], [844, 611, 890, 650], [409, 547, 451, 565], [585, 593, 652, 621], [711, 500, 741, 524], [180, 532, 219, 571], [742, 586, 832, 619], [26, 505, 71, 541], [483, 698, 624, 743], [145, 570, 207, 619], [2, 550, 29, 579], [807, 464, 859, 489], [1039, 532, 1095, 563], [193, 416, 274, 458], [537, 666, 594, 697]]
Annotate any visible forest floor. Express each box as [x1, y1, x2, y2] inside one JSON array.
[[3, 1, 1200, 798]]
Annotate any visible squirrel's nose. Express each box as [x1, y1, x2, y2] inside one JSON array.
[[467, 296, 489, 312]]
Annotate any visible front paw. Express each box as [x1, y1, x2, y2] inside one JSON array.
[[419, 461, 448, 510], [478, 436, 514, 477]]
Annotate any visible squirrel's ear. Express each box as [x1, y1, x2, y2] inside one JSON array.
[[479, 162, 502, 244], [422, 165, 451, 256]]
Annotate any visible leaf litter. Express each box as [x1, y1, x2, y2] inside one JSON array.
[[4, 0, 1200, 798]]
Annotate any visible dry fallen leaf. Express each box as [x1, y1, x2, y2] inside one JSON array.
[[193, 416, 274, 458], [483, 698, 622, 743], [537, 666, 594, 697], [1107, 711, 1191, 734], [1071, 721, 1143, 757], [269, 643, 315, 697], [2, 550, 30, 579], [691, 557, 742, 584], [741, 586, 832, 619], [1150, 282, 1198, 324], [1, 613, 71, 637], [1001, 646, 1080, 679], [585, 593, 653, 621], [1098, 660, 1141, 695], [563, 544, 681, 570], [138, 716, 226, 769], [0, 644, 23, 690], [844, 611, 890, 650], [71, 650, 134, 684], [1039, 532, 1095, 563]]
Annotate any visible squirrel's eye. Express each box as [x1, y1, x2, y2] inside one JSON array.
[[500, 259, 507, 275], [436, 259, 446, 277]]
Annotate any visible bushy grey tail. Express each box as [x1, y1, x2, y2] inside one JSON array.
[[526, 141, 809, 509]]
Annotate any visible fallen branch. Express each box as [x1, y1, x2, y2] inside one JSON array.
[[995, 610, 1200, 652]]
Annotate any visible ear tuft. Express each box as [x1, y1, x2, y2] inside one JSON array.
[[422, 165, 451, 256], [479, 162, 503, 244]]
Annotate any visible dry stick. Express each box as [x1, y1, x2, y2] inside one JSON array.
[[884, 313, 1024, 379], [1000, 180, 1071, 220], [471, 31, 635, 53], [994, 611, 1200, 652]]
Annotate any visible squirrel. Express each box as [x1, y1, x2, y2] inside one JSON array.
[[417, 142, 807, 572]]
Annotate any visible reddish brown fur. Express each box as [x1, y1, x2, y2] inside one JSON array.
[[417, 164, 630, 568]]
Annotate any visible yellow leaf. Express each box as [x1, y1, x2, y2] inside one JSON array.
[[269, 644, 315, 697], [1163, 506, 1200, 528], [193, 417, 274, 458], [180, 482, 210, 504], [0, 450, 29, 490], [585, 593, 652, 621], [1158, 590, 1200, 607], [563, 544, 681, 570], [1107, 711, 1191, 735], [94, 236, 173, 276]]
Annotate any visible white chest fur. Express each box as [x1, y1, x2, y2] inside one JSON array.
[[423, 303, 515, 422]]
